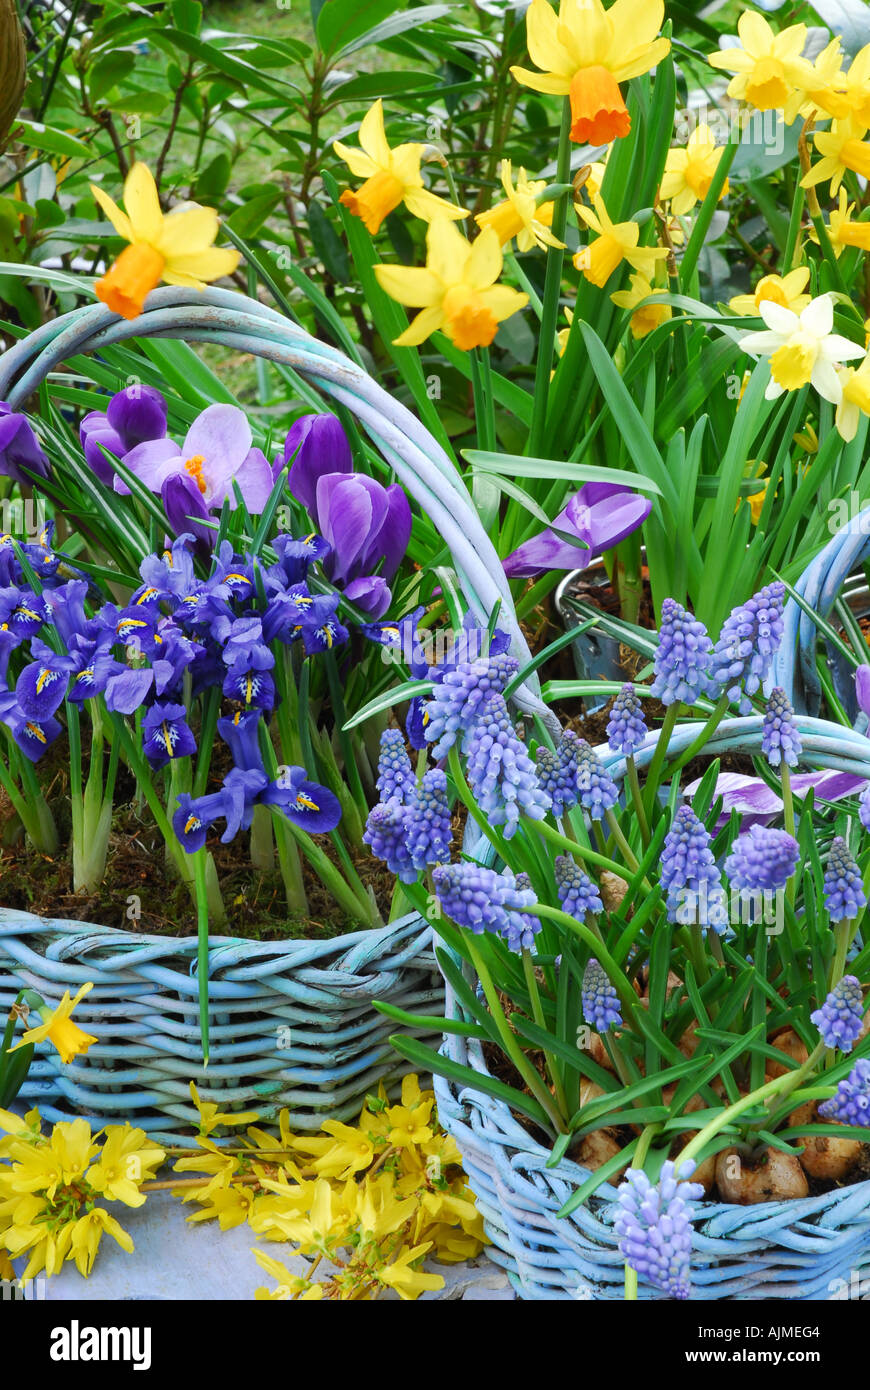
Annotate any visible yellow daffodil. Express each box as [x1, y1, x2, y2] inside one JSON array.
[[707, 12, 814, 119], [794, 422, 819, 453], [333, 99, 467, 234], [812, 188, 870, 256], [836, 356, 870, 440], [798, 36, 845, 119], [580, 159, 609, 202], [574, 193, 667, 288], [811, 42, 870, 127], [374, 219, 528, 350], [734, 462, 769, 524], [729, 266, 811, 318], [610, 271, 672, 338], [86, 1125, 164, 1207], [8, 982, 97, 1065], [510, 0, 670, 146], [739, 293, 866, 403], [188, 1080, 259, 1136], [659, 123, 729, 216], [556, 305, 574, 357], [475, 160, 564, 251], [254, 1249, 323, 1300], [91, 163, 240, 321], [801, 118, 870, 196]]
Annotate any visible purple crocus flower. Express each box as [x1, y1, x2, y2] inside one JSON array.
[[0, 404, 50, 484], [856, 666, 870, 718], [683, 770, 866, 832], [80, 385, 167, 486], [503, 482, 652, 578], [314, 472, 411, 586], [284, 413, 353, 511], [120, 403, 273, 515]]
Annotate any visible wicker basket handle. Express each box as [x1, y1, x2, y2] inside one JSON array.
[[0, 287, 558, 732]]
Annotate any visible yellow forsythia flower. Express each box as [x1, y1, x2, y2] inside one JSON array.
[[333, 99, 467, 234], [374, 219, 528, 350], [91, 163, 240, 320], [510, 0, 670, 146]]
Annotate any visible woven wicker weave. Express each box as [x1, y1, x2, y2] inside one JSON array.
[[772, 503, 870, 717], [435, 718, 870, 1300], [0, 287, 550, 1139]]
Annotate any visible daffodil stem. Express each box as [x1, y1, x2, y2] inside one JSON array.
[[528, 100, 572, 456], [505, 251, 544, 319]]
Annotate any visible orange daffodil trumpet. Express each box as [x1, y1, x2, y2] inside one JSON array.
[[333, 99, 467, 235], [475, 161, 564, 252], [610, 272, 671, 339], [374, 219, 528, 351], [738, 293, 866, 405], [91, 163, 240, 321], [510, 0, 670, 146], [574, 193, 668, 289]]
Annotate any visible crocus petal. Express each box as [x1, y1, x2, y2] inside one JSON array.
[[162, 473, 213, 550], [232, 447, 274, 514], [182, 404, 252, 504], [343, 575, 392, 618], [856, 666, 870, 717], [106, 385, 168, 449], [285, 415, 352, 516], [503, 529, 592, 578], [117, 437, 183, 495]]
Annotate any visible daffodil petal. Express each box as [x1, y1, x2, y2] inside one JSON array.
[[373, 264, 441, 307], [358, 99, 392, 166], [90, 184, 134, 242], [393, 305, 445, 347], [123, 162, 164, 244], [156, 204, 220, 258]]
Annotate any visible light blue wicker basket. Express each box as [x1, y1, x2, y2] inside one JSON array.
[[434, 717, 870, 1300], [772, 505, 870, 717], [0, 287, 553, 1143]]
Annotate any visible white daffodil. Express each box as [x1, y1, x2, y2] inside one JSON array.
[[738, 293, 866, 403]]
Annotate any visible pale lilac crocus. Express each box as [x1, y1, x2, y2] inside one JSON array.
[[119, 403, 273, 519], [503, 482, 651, 578], [683, 769, 866, 832]]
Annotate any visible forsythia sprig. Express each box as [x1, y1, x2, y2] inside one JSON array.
[[174, 1075, 487, 1300], [0, 1109, 164, 1282]]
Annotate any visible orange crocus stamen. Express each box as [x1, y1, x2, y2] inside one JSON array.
[[185, 454, 208, 494], [569, 66, 631, 145], [96, 243, 165, 320]]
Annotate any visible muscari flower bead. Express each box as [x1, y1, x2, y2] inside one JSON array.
[[660, 806, 728, 932], [823, 838, 867, 923], [650, 599, 715, 707], [860, 784, 870, 834], [575, 739, 619, 821], [761, 687, 802, 769], [582, 958, 622, 1033], [502, 872, 541, 953], [613, 1160, 705, 1301], [811, 975, 865, 1053], [363, 798, 417, 883], [404, 767, 452, 870], [432, 861, 537, 950], [724, 825, 800, 893], [607, 683, 648, 758], [819, 1057, 870, 1126], [707, 581, 786, 714], [424, 651, 519, 759], [554, 855, 603, 917], [376, 727, 415, 804], [535, 746, 576, 818], [465, 691, 551, 838]]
